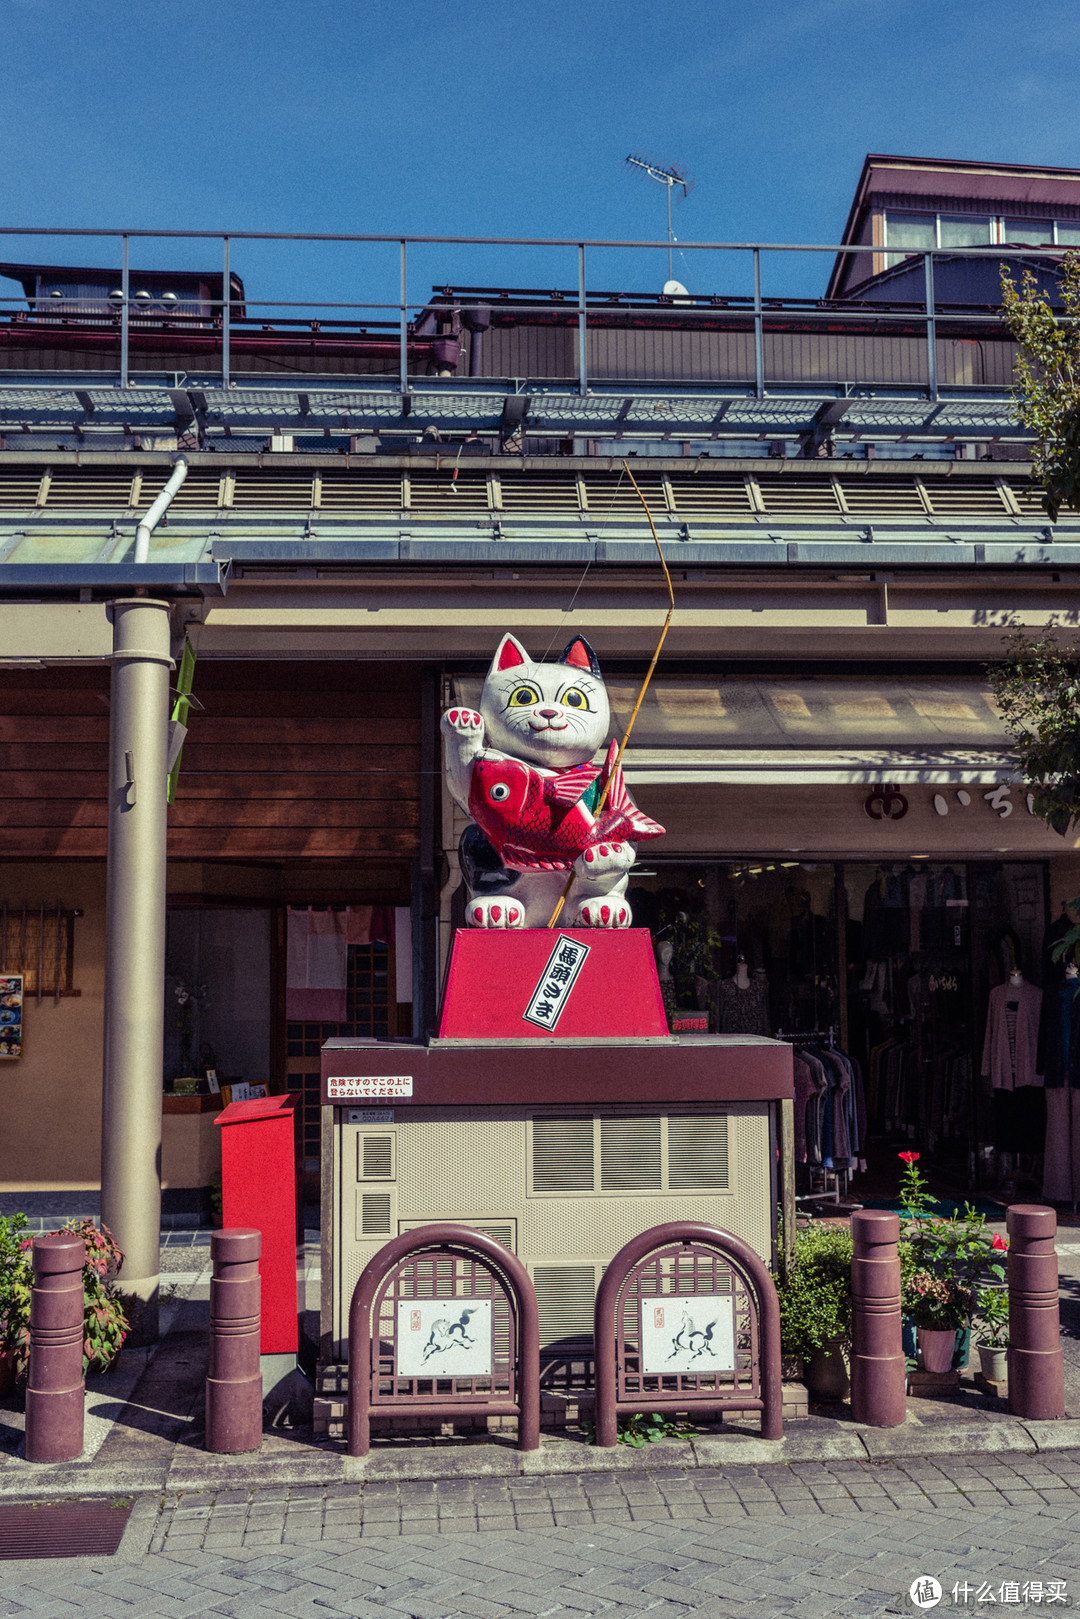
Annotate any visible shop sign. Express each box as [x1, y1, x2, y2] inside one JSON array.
[[639, 1294, 736, 1375], [327, 1074, 413, 1099], [932, 786, 1037, 820], [522, 934, 590, 1031], [0, 974, 23, 1060], [395, 1296, 492, 1378], [864, 785, 908, 820]]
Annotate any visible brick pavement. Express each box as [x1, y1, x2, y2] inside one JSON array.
[[2, 1451, 1080, 1615]]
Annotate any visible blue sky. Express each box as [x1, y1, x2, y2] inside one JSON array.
[[4, 0, 1080, 309]]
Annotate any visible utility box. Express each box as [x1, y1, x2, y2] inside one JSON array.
[[216, 1093, 300, 1360]]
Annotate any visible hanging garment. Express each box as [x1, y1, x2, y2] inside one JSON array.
[[285, 906, 392, 1020], [981, 981, 1043, 1091], [1043, 1087, 1080, 1202], [1037, 980, 1080, 1089], [717, 976, 770, 1035]]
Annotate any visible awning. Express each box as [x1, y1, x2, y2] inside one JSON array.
[[451, 675, 1014, 786]]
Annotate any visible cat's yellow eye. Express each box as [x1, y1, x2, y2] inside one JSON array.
[[508, 684, 541, 707], [563, 687, 589, 709]]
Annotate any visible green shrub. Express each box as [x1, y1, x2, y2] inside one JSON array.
[[774, 1220, 854, 1362], [0, 1214, 130, 1381]]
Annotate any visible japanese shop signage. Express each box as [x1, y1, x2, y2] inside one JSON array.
[[395, 1297, 492, 1378], [932, 786, 1037, 820], [327, 1074, 413, 1100], [0, 974, 23, 1060], [640, 1294, 736, 1375], [522, 934, 590, 1031]]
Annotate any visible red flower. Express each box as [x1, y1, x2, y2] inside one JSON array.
[[898, 1151, 920, 1164], [992, 1233, 1008, 1251]]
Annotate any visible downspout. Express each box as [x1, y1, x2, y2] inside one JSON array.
[[133, 456, 188, 563]]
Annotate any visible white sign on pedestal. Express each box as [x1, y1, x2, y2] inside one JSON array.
[[395, 1297, 493, 1378], [639, 1295, 736, 1375]]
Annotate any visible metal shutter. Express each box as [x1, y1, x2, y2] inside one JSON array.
[[600, 1117, 661, 1190], [667, 1116, 729, 1190], [532, 1117, 594, 1192]]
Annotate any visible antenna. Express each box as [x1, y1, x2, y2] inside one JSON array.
[[626, 154, 694, 285]]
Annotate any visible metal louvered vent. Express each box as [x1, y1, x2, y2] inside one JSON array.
[[361, 1135, 393, 1179], [667, 476, 753, 514], [141, 470, 223, 509], [837, 479, 925, 516], [231, 473, 315, 510], [668, 1116, 729, 1190], [46, 472, 137, 508], [582, 472, 666, 512], [920, 481, 1009, 515], [408, 472, 490, 510], [755, 478, 842, 514], [498, 473, 581, 511], [361, 1193, 392, 1235], [319, 473, 404, 510], [532, 1264, 597, 1347], [532, 1117, 594, 1192], [0, 473, 45, 510], [600, 1117, 662, 1190]]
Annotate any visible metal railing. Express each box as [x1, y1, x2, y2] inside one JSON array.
[[0, 226, 1065, 399]]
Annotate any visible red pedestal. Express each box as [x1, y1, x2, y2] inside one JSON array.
[[438, 928, 669, 1040], [215, 1094, 299, 1354]]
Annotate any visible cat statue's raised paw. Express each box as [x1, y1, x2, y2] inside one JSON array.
[[442, 633, 664, 929]]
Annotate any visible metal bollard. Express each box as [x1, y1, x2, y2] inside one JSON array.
[[1007, 1204, 1065, 1421], [25, 1233, 86, 1464], [205, 1228, 263, 1454], [850, 1209, 906, 1427]]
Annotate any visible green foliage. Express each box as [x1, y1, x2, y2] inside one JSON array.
[[986, 626, 1080, 839], [774, 1219, 854, 1362], [974, 1284, 1010, 1350], [617, 1411, 693, 1447], [0, 1215, 130, 1382], [1001, 254, 1080, 522], [896, 1153, 1007, 1332]]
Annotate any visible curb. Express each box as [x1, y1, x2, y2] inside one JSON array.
[[2, 1417, 1080, 1501]]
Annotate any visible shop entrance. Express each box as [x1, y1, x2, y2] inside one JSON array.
[[629, 858, 1049, 1203]]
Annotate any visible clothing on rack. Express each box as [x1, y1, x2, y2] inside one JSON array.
[[1044, 1088, 1080, 1202], [1037, 980, 1080, 1088], [981, 981, 1043, 1091], [788, 1036, 866, 1174]]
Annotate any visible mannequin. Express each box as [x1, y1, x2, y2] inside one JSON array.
[[718, 954, 770, 1036], [1038, 956, 1080, 1206], [981, 963, 1044, 1193]]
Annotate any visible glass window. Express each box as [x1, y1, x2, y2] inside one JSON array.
[[885, 211, 935, 252], [1002, 218, 1054, 246], [938, 214, 992, 248], [1056, 222, 1080, 246]]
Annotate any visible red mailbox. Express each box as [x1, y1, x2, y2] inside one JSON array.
[[215, 1093, 300, 1355]]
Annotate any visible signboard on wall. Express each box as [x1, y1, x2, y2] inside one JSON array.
[[395, 1297, 493, 1378], [0, 975, 23, 1060], [640, 1294, 736, 1374], [328, 1075, 413, 1100]]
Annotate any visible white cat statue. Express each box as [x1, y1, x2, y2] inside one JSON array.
[[442, 633, 664, 929]]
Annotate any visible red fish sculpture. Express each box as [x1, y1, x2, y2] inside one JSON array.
[[468, 740, 664, 870]]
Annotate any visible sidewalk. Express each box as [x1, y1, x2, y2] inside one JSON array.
[[3, 1237, 1080, 1504]]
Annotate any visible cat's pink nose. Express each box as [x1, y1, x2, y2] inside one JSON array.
[[538, 707, 559, 718]]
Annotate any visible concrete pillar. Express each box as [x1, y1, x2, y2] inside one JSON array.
[[850, 1209, 906, 1427], [100, 598, 173, 1340], [1007, 1203, 1066, 1421]]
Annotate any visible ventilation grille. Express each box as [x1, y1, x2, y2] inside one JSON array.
[[46, 472, 137, 508], [668, 1115, 729, 1190], [361, 1193, 392, 1235], [408, 472, 490, 511], [920, 481, 1009, 516], [582, 472, 667, 513], [0, 473, 45, 509], [600, 1117, 661, 1190], [499, 473, 581, 510], [142, 471, 223, 509], [756, 478, 841, 514], [319, 473, 403, 510], [532, 1264, 597, 1347], [231, 474, 316, 510], [532, 1117, 593, 1192], [667, 476, 753, 514], [838, 480, 926, 516], [361, 1135, 393, 1180]]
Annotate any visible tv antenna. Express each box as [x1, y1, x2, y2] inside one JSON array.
[[626, 154, 693, 285]]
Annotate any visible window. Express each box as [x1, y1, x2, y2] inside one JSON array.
[[938, 214, 992, 248], [1057, 224, 1080, 246], [1002, 218, 1054, 246], [530, 1114, 729, 1194]]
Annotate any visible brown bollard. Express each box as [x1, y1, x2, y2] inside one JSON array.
[[850, 1209, 907, 1428], [205, 1227, 263, 1454], [1007, 1204, 1065, 1421], [25, 1233, 86, 1464]]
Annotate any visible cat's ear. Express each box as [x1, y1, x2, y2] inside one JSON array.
[[559, 636, 601, 678], [489, 633, 531, 674]]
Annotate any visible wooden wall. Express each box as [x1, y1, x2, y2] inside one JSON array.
[[0, 662, 422, 861]]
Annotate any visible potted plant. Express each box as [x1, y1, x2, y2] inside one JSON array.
[[973, 1285, 1009, 1382], [775, 1219, 854, 1401], [0, 1216, 130, 1386], [896, 1152, 1007, 1374]]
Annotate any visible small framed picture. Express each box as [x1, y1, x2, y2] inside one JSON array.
[[0, 974, 24, 1060], [204, 1068, 220, 1094]]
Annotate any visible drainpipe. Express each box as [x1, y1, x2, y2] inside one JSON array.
[[101, 598, 173, 1340], [133, 456, 188, 563]]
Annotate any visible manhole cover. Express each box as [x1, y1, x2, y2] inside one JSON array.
[[0, 1498, 133, 1559]]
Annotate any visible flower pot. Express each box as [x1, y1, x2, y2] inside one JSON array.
[[805, 1342, 850, 1402], [977, 1344, 1008, 1383], [917, 1327, 958, 1374]]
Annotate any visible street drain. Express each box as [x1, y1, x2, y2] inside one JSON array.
[[0, 1498, 133, 1559]]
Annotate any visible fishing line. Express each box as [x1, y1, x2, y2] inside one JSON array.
[[545, 465, 675, 927], [539, 463, 628, 663]]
